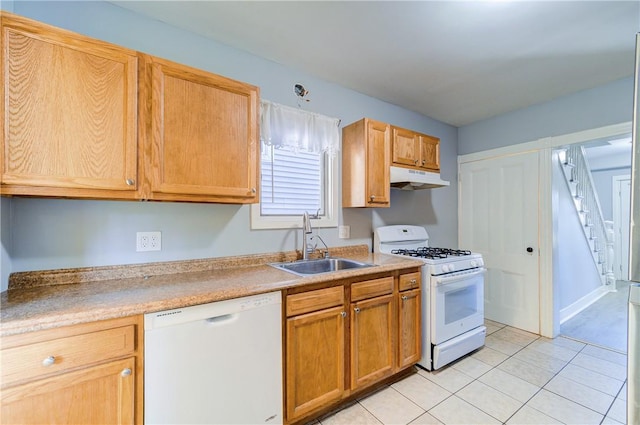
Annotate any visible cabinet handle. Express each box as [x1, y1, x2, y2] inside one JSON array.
[[42, 356, 55, 367], [369, 195, 375, 202], [401, 295, 408, 301], [410, 279, 417, 286], [354, 307, 361, 313], [414, 159, 419, 164], [340, 311, 347, 318], [251, 188, 256, 193], [422, 160, 426, 165], [121, 368, 132, 377], [125, 178, 135, 186]]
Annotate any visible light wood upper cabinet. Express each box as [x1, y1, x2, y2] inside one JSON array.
[[1, 316, 143, 425], [391, 125, 440, 172], [0, 13, 138, 199], [1, 13, 260, 204], [391, 126, 419, 168], [419, 134, 440, 171], [342, 118, 390, 208], [140, 55, 259, 203]]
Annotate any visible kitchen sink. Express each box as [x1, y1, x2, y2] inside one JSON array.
[[270, 258, 375, 276]]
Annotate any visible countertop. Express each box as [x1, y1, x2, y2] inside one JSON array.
[[0, 246, 423, 337]]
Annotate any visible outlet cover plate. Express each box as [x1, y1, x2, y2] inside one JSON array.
[[137, 231, 161, 252]]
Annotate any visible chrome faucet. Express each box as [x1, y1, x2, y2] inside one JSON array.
[[302, 212, 313, 260]]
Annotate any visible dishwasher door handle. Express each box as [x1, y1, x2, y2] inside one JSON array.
[[205, 313, 236, 325]]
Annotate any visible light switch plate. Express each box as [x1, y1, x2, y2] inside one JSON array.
[[338, 225, 350, 239]]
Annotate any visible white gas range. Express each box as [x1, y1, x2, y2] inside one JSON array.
[[374, 225, 487, 370]]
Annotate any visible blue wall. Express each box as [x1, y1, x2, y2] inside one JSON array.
[[459, 77, 633, 155], [0, 1, 459, 290]]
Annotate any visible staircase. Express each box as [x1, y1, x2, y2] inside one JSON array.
[[559, 145, 616, 289]]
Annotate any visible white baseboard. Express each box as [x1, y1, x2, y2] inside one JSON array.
[[560, 285, 609, 324]]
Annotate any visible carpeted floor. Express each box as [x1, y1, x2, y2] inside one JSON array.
[[560, 280, 630, 353]]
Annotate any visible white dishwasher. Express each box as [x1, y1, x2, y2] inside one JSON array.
[[144, 292, 283, 425]]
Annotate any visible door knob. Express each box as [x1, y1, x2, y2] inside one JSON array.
[[526, 247, 534, 253]]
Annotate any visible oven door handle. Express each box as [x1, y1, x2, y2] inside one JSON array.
[[433, 268, 486, 286]]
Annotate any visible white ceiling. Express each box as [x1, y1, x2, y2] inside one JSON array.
[[110, 1, 639, 127]]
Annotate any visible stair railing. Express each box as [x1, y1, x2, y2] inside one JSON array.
[[560, 145, 615, 288]]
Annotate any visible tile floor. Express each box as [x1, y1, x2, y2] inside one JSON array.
[[316, 320, 628, 425]]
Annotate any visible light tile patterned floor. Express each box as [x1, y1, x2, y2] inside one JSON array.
[[316, 320, 628, 425]]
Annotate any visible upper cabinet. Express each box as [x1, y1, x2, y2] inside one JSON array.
[[342, 118, 391, 208], [1, 13, 260, 204], [0, 13, 139, 199], [139, 55, 259, 203], [391, 126, 440, 173]]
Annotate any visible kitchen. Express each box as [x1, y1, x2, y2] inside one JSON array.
[[0, 1, 637, 424]]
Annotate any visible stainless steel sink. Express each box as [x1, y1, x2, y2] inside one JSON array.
[[270, 258, 375, 276]]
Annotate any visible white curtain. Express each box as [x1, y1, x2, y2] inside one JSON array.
[[260, 100, 340, 155]]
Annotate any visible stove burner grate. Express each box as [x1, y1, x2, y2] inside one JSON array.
[[391, 247, 472, 259]]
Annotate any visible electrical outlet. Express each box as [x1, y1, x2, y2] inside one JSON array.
[[338, 225, 350, 239], [137, 231, 161, 252]]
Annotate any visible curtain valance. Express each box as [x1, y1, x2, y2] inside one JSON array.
[[260, 100, 340, 155]]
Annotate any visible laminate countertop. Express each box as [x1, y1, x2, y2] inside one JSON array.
[[0, 245, 423, 337]]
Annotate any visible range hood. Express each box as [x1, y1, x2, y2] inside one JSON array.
[[390, 166, 450, 190]]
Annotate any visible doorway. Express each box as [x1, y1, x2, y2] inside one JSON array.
[[458, 121, 632, 341], [557, 137, 632, 352]]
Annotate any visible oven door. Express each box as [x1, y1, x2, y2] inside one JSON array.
[[431, 268, 485, 345]]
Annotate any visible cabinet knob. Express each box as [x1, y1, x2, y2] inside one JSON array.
[[369, 195, 375, 201], [414, 159, 419, 164], [401, 295, 408, 301], [251, 188, 256, 193], [340, 311, 347, 318], [354, 307, 361, 313], [410, 279, 417, 285], [422, 160, 426, 165], [42, 356, 55, 367], [125, 178, 135, 186], [121, 368, 132, 377]]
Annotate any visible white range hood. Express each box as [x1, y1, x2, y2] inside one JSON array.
[[390, 166, 450, 190]]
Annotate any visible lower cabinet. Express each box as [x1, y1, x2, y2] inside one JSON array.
[[1, 357, 136, 424], [350, 277, 395, 390], [398, 272, 422, 369], [0, 316, 143, 424], [398, 288, 422, 368], [285, 287, 346, 421], [284, 269, 421, 424]]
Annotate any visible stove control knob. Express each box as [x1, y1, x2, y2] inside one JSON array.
[[449, 264, 456, 271], [470, 260, 477, 268], [442, 265, 449, 273]]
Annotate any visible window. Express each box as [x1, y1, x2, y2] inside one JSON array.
[[250, 101, 339, 230]]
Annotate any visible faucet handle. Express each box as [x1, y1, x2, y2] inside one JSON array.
[[308, 208, 321, 219]]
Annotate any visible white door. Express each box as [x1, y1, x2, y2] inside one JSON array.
[[459, 151, 540, 333], [613, 175, 631, 281]]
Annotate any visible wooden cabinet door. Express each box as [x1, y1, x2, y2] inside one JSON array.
[[391, 126, 419, 167], [144, 56, 259, 203], [350, 294, 395, 390], [285, 306, 345, 421], [1, 14, 138, 198], [398, 288, 421, 369], [419, 135, 440, 171], [1, 357, 136, 425], [365, 119, 390, 206]]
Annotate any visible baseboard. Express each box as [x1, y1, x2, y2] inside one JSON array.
[[560, 285, 609, 324]]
